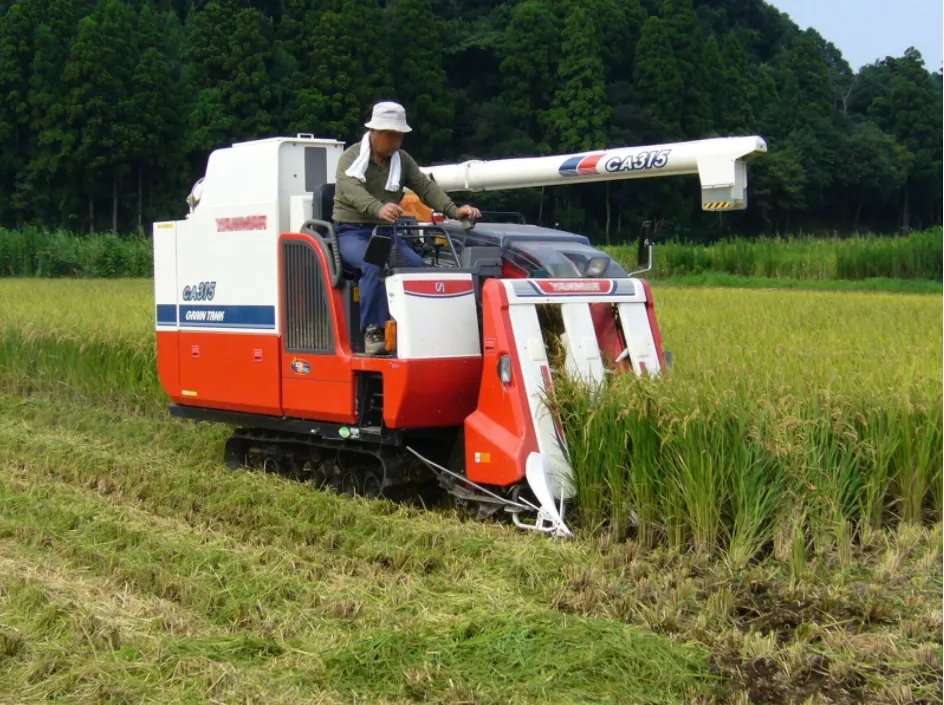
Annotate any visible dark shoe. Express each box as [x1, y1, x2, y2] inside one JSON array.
[[364, 324, 387, 355]]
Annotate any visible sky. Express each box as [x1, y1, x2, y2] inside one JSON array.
[[768, 0, 943, 72]]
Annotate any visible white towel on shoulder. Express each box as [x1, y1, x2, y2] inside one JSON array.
[[344, 132, 401, 191]]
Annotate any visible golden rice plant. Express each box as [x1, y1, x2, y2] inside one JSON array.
[[556, 286, 942, 562]]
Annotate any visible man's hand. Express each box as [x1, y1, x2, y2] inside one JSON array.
[[456, 204, 481, 220], [378, 203, 403, 223]]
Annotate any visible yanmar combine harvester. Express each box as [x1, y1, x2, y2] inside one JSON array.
[[153, 134, 766, 536]]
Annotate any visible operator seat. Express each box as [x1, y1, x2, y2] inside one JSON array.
[[310, 182, 363, 350], [312, 182, 335, 221], [312, 182, 360, 281]]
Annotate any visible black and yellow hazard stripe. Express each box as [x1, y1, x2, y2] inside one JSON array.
[[702, 201, 734, 211]]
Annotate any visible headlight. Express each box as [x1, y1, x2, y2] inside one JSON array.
[[497, 354, 513, 385], [585, 255, 610, 277]]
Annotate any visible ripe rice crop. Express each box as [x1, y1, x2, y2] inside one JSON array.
[[555, 287, 941, 563], [0, 279, 160, 409]]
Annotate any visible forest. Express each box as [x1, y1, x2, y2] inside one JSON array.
[[0, 0, 940, 241]]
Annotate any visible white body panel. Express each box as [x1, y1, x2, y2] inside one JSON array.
[[289, 194, 314, 232], [508, 303, 575, 501], [153, 221, 178, 330], [386, 272, 481, 359], [617, 302, 661, 374], [154, 136, 345, 334], [560, 303, 605, 383], [174, 211, 281, 334]]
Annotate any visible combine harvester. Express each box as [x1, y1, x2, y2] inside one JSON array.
[[153, 134, 766, 536]]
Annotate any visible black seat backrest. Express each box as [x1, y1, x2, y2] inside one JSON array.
[[312, 182, 336, 221]]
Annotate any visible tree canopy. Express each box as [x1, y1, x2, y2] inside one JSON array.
[[0, 0, 939, 239]]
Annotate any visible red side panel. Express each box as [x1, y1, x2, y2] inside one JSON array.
[[462, 280, 538, 487], [351, 356, 482, 429], [278, 232, 357, 423], [156, 331, 180, 400], [282, 352, 356, 423], [590, 303, 629, 371], [177, 331, 281, 415]]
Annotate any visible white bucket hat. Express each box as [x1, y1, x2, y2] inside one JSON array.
[[364, 101, 412, 133]]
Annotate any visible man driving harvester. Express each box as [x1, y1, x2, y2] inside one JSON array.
[[333, 101, 481, 355]]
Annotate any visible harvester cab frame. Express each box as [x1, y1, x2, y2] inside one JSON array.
[[155, 133, 766, 536]]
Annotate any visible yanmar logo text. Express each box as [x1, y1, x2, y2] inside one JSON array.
[[216, 215, 267, 232], [536, 280, 615, 295]]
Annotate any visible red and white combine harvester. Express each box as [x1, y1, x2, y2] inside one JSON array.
[[154, 134, 766, 536]]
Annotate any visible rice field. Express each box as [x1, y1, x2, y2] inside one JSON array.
[[0, 278, 941, 703], [557, 287, 942, 563]]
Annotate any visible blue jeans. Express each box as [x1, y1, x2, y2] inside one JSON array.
[[336, 223, 424, 332]]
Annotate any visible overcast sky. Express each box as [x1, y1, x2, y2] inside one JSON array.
[[768, 0, 943, 72]]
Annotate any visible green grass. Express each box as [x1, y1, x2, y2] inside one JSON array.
[[0, 278, 941, 703], [605, 227, 943, 286], [652, 272, 943, 294], [0, 226, 153, 277], [2, 226, 942, 290]]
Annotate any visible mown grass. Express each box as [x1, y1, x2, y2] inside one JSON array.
[[0, 278, 941, 703], [0, 392, 940, 704], [0, 394, 713, 704]]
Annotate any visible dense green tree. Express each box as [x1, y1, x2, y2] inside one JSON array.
[[63, 0, 139, 232], [0, 0, 939, 236], [717, 32, 757, 132], [751, 144, 808, 234], [771, 30, 835, 136], [633, 16, 684, 138], [25, 0, 96, 228], [661, 0, 712, 136], [308, 0, 393, 142], [496, 0, 560, 155], [390, 0, 454, 163], [185, 0, 278, 158], [763, 31, 846, 219], [836, 122, 911, 229], [130, 1, 188, 228], [272, 0, 325, 135], [700, 35, 724, 129], [546, 2, 610, 152], [807, 30, 855, 115], [591, 0, 647, 83], [0, 1, 38, 224], [855, 50, 943, 228]]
